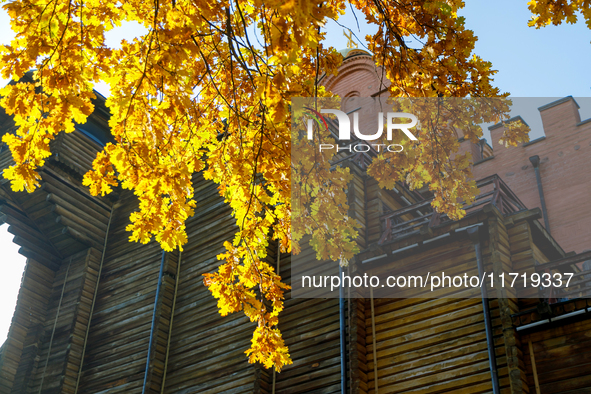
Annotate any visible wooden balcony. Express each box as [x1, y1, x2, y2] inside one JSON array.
[[378, 174, 528, 244]]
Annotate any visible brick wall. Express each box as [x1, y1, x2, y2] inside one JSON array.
[[322, 51, 389, 99], [471, 97, 591, 254], [325, 52, 591, 254]]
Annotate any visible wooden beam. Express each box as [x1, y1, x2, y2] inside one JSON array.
[[528, 341, 541, 394], [503, 208, 542, 228], [535, 249, 591, 272]]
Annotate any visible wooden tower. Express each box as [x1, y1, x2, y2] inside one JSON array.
[[1, 69, 591, 394]]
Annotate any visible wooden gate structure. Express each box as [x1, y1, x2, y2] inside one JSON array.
[[1, 74, 591, 393]]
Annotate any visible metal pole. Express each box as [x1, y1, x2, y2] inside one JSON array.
[[468, 227, 500, 394], [142, 250, 166, 394], [272, 241, 280, 394], [339, 264, 346, 394], [161, 250, 182, 393], [529, 155, 550, 233]]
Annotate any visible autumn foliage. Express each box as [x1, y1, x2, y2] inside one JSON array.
[[0, 0, 583, 370]]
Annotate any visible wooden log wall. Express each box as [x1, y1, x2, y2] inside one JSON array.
[[274, 248, 343, 394], [521, 312, 591, 393], [0, 258, 55, 393], [367, 296, 494, 394], [161, 173, 258, 394], [264, 167, 369, 393], [502, 208, 578, 394], [348, 170, 369, 394], [75, 194, 163, 393], [0, 127, 114, 394], [360, 206, 573, 394], [25, 248, 102, 394], [2, 135, 352, 394], [143, 252, 180, 394], [365, 237, 495, 394], [1, 128, 113, 262], [504, 210, 591, 394], [508, 218, 540, 313], [487, 208, 528, 394], [505, 212, 556, 311], [347, 165, 367, 251], [349, 298, 368, 394]]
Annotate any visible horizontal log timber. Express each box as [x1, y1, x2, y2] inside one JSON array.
[[535, 249, 591, 272], [40, 169, 111, 215], [62, 226, 104, 250], [56, 215, 106, 245], [48, 195, 109, 232]]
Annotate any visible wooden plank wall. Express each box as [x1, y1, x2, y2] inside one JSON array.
[[274, 250, 343, 394], [364, 237, 493, 393], [0, 258, 55, 393], [142, 252, 179, 394], [76, 195, 163, 393], [366, 296, 493, 394], [487, 210, 528, 394], [507, 219, 545, 311], [162, 173, 257, 394], [25, 248, 101, 394], [521, 317, 591, 393]]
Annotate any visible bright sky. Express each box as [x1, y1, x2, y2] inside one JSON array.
[[0, 1, 590, 344], [0, 224, 26, 344]]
